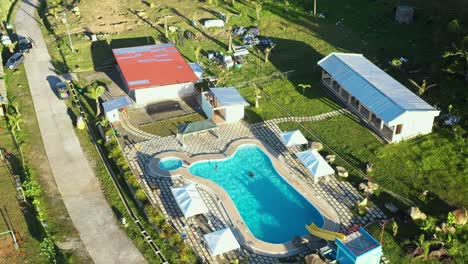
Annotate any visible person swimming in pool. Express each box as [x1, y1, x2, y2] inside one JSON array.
[[248, 170, 254, 177], [214, 164, 218, 170]]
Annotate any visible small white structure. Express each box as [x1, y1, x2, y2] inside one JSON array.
[[318, 53, 440, 143], [102, 96, 133, 123], [280, 130, 308, 147], [170, 184, 209, 218], [201, 87, 249, 123], [203, 19, 225, 28], [295, 149, 335, 184], [113, 44, 199, 106], [203, 228, 240, 256]]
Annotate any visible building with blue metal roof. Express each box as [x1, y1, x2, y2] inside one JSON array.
[[318, 53, 439, 143], [102, 96, 133, 123]]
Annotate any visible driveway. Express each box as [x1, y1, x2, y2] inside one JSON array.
[[14, 1, 146, 263]]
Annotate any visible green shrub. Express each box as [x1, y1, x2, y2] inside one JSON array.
[[40, 237, 56, 261], [127, 175, 140, 189], [169, 233, 183, 246], [135, 189, 147, 202]]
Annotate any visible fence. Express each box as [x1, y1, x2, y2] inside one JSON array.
[[69, 83, 170, 264]]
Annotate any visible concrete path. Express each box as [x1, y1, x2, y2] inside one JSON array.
[[14, 1, 146, 263]]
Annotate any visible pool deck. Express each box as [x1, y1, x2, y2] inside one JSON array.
[[147, 138, 340, 257], [122, 109, 387, 263]]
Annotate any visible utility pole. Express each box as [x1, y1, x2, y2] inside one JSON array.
[[62, 12, 74, 52], [314, 0, 317, 15]]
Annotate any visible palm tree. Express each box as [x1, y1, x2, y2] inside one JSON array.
[[6, 41, 17, 53], [192, 45, 202, 63], [298, 84, 311, 95], [254, 2, 262, 20], [408, 79, 436, 96], [95, 117, 110, 128], [8, 96, 20, 114], [85, 83, 105, 117], [7, 113, 23, 133]]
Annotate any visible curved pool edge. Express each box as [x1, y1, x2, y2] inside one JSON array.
[[146, 138, 341, 257]]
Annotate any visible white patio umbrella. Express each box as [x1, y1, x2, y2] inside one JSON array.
[[280, 130, 308, 147], [170, 183, 209, 218], [295, 149, 335, 184], [203, 228, 240, 256]]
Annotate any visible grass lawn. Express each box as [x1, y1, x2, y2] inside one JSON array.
[[140, 113, 206, 137], [0, 119, 46, 263], [4, 66, 91, 262]]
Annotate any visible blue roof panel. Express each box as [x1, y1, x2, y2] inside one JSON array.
[[318, 53, 436, 123], [102, 96, 133, 113]]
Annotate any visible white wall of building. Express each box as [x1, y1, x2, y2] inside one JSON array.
[[105, 109, 120, 123], [390, 111, 439, 142], [133, 82, 195, 106], [222, 105, 245, 122]]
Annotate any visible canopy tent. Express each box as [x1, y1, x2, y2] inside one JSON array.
[[295, 149, 335, 184], [280, 130, 308, 147], [203, 228, 240, 256], [170, 184, 209, 218], [210, 87, 249, 107], [177, 119, 219, 147]]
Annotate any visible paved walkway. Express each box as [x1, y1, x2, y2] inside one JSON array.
[[15, 1, 146, 263]]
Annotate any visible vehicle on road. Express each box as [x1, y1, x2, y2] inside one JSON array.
[[5, 53, 24, 69], [56, 81, 70, 100], [18, 36, 33, 53]]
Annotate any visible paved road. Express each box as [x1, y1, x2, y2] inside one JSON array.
[[15, 1, 146, 263]]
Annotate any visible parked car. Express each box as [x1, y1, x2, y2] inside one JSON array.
[[56, 81, 70, 100], [5, 53, 24, 69], [18, 36, 33, 53]]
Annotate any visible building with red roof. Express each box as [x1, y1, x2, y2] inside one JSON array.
[[113, 43, 200, 105]]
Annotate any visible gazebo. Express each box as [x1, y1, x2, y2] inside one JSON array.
[[203, 228, 240, 256], [170, 184, 209, 218], [295, 149, 335, 184], [280, 130, 308, 147], [176, 119, 219, 146]]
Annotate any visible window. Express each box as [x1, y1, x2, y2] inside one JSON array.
[[395, 124, 403, 135]]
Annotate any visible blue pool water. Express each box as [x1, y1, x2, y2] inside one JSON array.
[[189, 144, 324, 244], [159, 158, 182, 171]]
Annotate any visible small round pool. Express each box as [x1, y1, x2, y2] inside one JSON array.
[[159, 158, 183, 171]]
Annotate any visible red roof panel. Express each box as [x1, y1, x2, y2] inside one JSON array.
[[113, 44, 199, 90]]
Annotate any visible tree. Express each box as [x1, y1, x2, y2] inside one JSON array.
[[314, 0, 317, 15], [442, 38, 468, 82], [408, 79, 436, 96], [254, 2, 262, 20], [6, 113, 23, 132], [85, 82, 105, 117], [284, 0, 290, 13], [6, 41, 17, 53], [298, 83, 311, 95], [95, 117, 110, 128], [192, 45, 202, 63]]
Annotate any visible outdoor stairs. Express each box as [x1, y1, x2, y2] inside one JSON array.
[[119, 113, 159, 141]]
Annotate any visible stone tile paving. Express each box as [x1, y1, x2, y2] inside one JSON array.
[[123, 109, 386, 263]]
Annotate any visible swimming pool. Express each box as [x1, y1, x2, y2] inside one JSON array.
[[159, 158, 183, 171], [189, 144, 324, 244]]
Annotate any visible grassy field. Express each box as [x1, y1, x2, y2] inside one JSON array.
[[4, 66, 91, 262], [140, 113, 206, 137]]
